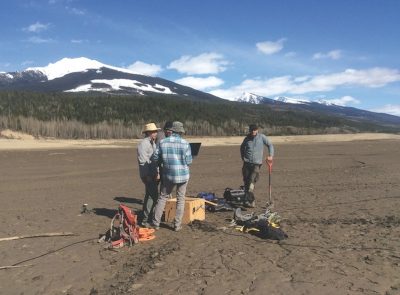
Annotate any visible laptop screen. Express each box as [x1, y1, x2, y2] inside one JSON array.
[[189, 143, 201, 156]]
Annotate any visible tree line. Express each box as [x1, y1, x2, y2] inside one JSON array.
[[0, 91, 394, 139]]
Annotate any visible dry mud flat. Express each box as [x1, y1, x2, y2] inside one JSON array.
[[0, 137, 400, 294]]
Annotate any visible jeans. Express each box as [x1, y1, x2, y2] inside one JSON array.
[[242, 162, 261, 193], [153, 179, 188, 228], [141, 178, 159, 223]]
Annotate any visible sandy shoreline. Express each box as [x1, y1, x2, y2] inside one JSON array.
[[0, 133, 399, 150]]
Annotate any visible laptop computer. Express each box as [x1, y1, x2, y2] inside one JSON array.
[[189, 143, 202, 157]]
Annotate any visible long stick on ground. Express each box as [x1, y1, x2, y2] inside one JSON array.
[[0, 232, 75, 242], [0, 264, 33, 270]]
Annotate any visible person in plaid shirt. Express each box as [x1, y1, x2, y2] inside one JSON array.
[[152, 121, 192, 231]]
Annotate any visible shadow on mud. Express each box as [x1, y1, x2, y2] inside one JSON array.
[[92, 208, 117, 219], [113, 196, 143, 205]]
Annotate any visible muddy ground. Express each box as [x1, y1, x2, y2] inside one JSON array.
[[0, 139, 399, 295]]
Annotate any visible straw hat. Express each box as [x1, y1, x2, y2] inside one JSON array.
[[142, 122, 160, 133]]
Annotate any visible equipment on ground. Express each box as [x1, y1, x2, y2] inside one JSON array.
[[223, 187, 255, 207], [231, 208, 287, 240], [98, 204, 155, 248], [195, 192, 234, 211]]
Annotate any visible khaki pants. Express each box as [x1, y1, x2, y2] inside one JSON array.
[[153, 179, 188, 228]]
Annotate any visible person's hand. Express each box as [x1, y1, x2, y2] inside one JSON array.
[[266, 156, 273, 168]]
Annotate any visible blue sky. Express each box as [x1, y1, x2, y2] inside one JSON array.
[[1, 0, 400, 115]]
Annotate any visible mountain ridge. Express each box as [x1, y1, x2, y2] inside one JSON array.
[[0, 57, 399, 134], [233, 92, 400, 127], [0, 57, 221, 101]]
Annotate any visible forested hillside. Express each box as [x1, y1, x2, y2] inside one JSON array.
[[0, 91, 397, 139]]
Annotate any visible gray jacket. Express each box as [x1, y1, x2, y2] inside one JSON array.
[[137, 137, 158, 178], [240, 133, 274, 165]]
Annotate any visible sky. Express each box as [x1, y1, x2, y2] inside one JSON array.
[[1, 0, 400, 115]]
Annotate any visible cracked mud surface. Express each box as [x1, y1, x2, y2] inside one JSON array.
[[1, 139, 399, 294]]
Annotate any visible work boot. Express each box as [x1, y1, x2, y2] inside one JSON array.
[[140, 221, 152, 228]]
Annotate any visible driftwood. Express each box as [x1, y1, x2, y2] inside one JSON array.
[[0, 264, 33, 270], [0, 232, 75, 242]]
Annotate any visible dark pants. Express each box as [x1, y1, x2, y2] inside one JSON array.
[[242, 162, 261, 193], [141, 178, 159, 223]]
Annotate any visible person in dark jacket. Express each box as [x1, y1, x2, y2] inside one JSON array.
[[240, 124, 274, 207]]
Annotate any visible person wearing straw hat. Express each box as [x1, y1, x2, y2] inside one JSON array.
[[152, 121, 192, 232], [240, 124, 274, 207], [137, 122, 161, 228]]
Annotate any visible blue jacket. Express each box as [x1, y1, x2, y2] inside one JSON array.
[[240, 133, 274, 165]]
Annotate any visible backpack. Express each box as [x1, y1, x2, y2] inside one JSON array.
[[223, 187, 255, 204], [100, 204, 155, 248]]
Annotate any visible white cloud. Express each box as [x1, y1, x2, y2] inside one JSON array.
[[66, 6, 85, 15], [322, 96, 360, 106], [210, 67, 400, 99], [371, 104, 400, 116], [70, 39, 88, 44], [256, 38, 286, 55], [168, 52, 229, 75], [26, 36, 53, 43], [313, 49, 342, 60], [23, 22, 49, 33], [126, 61, 163, 76], [175, 76, 224, 90]]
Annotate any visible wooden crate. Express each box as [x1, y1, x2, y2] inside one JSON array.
[[164, 197, 205, 224]]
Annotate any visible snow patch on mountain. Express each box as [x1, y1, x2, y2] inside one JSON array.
[[27, 57, 136, 80], [65, 78, 176, 94], [235, 92, 265, 104], [0, 72, 14, 79], [274, 96, 310, 104], [315, 99, 334, 106]]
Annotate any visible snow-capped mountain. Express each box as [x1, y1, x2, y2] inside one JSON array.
[[233, 92, 400, 126], [26, 57, 136, 81], [0, 57, 220, 100], [235, 92, 265, 104], [235, 92, 332, 106]]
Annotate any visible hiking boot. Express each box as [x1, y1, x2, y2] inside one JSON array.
[[140, 222, 152, 228], [249, 200, 256, 208]]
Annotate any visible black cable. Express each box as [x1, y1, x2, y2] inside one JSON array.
[[12, 237, 97, 266]]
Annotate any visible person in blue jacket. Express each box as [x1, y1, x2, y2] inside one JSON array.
[[240, 124, 274, 207]]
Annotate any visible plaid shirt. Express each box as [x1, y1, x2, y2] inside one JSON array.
[[154, 133, 192, 183]]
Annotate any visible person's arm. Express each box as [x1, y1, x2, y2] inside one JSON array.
[[240, 138, 246, 161], [262, 134, 274, 160], [137, 141, 150, 179], [185, 142, 193, 166]]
